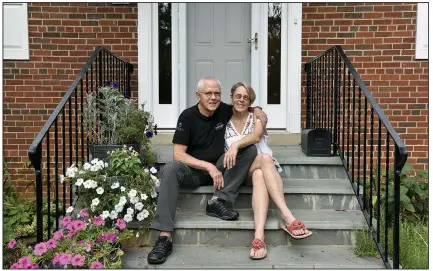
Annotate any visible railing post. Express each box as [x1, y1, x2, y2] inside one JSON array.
[[393, 145, 400, 269], [304, 62, 311, 129], [126, 63, 134, 99], [98, 50, 103, 88], [28, 143, 44, 243], [333, 48, 339, 155]]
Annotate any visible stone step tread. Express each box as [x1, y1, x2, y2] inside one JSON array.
[[154, 144, 342, 165], [129, 209, 366, 230], [122, 245, 384, 269], [180, 178, 356, 195]]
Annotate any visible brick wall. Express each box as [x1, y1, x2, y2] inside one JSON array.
[[301, 2, 428, 170], [3, 2, 428, 192], [3, 3, 139, 192]]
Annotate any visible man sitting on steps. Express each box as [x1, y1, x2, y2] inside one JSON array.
[[147, 77, 268, 264]]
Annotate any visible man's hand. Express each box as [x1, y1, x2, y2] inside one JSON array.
[[206, 164, 224, 190], [253, 107, 268, 127], [224, 143, 239, 169]]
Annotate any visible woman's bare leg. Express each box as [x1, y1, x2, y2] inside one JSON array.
[[250, 169, 268, 258], [258, 154, 309, 236]]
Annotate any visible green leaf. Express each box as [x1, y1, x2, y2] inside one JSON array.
[[402, 201, 415, 213], [400, 194, 411, 203], [413, 184, 425, 196], [400, 186, 409, 195]]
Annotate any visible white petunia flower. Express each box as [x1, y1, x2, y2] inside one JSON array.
[[141, 209, 149, 219], [66, 206, 74, 213], [144, 169, 149, 174], [154, 179, 160, 187], [123, 145, 127, 149], [136, 232, 139, 238], [83, 163, 91, 171], [120, 186, 126, 192], [141, 193, 148, 201], [135, 202, 144, 211], [150, 174, 157, 181], [150, 167, 157, 174], [96, 187, 104, 195], [128, 189, 137, 198], [126, 208, 134, 215], [91, 158, 99, 165], [129, 146, 133, 151], [124, 214, 133, 223], [110, 211, 118, 220], [60, 175, 65, 184], [75, 178, 84, 186], [101, 211, 110, 219], [105, 162, 109, 168], [91, 205, 96, 212], [91, 198, 100, 206], [111, 182, 120, 189], [119, 196, 127, 205], [136, 212, 145, 221], [151, 189, 158, 198], [115, 204, 123, 213], [130, 197, 139, 204], [90, 165, 98, 172]]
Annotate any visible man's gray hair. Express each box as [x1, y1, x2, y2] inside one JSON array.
[[196, 77, 222, 92]]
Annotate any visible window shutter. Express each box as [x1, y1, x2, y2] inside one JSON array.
[[4, 3, 29, 60], [415, 3, 428, 59]]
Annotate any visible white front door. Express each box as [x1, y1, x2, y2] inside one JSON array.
[[187, 3, 251, 106], [137, 3, 302, 132]]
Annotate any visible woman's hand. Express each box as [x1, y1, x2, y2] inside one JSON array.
[[224, 143, 239, 169]]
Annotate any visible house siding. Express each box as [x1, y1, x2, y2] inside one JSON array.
[[3, 3, 427, 189]]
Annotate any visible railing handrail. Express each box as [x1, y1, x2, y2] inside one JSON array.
[[307, 45, 408, 171], [28, 46, 133, 157]]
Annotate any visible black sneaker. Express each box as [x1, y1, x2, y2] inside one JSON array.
[[206, 198, 239, 220], [147, 236, 173, 264]]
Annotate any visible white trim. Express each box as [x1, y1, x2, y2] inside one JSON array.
[[415, 3, 428, 60], [4, 3, 29, 60], [286, 3, 302, 133], [137, 3, 152, 111], [179, 4, 187, 112]]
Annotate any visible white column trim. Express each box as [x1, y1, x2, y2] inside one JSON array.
[[137, 3, 153, 112], [179, 3, 187, 112], [286, 3, 302, 133]]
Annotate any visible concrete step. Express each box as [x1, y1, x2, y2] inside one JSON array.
[[154, 144, 342, 165], [153, 144, 348, 180], [128, 209, 366, 246], [177, 178, 361, 210], [122, 245, 384, 269]]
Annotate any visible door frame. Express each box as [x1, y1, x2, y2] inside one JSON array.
[[137, 3, 302, 132]]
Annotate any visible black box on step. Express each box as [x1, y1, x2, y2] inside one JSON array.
[[301, 128, 331, 157]]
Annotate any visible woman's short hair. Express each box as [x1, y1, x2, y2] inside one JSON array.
[[230, 82, 256, 105]]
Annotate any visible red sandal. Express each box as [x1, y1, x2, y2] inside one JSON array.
[[250, 238, 267, 260], [282, 219, 313, 240]]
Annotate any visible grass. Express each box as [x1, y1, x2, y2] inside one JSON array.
[[354, 218, 428, 269]]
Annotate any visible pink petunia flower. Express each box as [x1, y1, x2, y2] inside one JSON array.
[[77, 240, 85, 245], [52, 254, 60, 265], [53, 229, 64, 241], [93, 216, 105, 226], [66, 230, 76, 239], [10, 263, 20, 269], [79, 208, 89, 217], [46, 239, 57, 249], [33, 242, 48, 256], [71, 254, 85, 267], [30, 263, 40, 269], [66, 222, 75, 231], [73, 220, 87, 231], [18, 256, 31, 266], [116, 218, 126, 229], [90, 261, 103, 269], [58, 253, 72, 265], [8, 239, 17, 249], [97, 234, 106, 242], [61, 216, 72, 227], [107, 233, 118, 243]]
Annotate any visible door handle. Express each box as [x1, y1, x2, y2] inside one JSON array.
[[247, 32, 258, 50]]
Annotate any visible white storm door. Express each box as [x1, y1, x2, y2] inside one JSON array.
[[186, 3, 252, 106]]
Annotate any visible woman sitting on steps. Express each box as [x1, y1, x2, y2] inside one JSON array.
[[223, 82, 313, 260]]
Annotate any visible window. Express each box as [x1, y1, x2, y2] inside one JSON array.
[[267, 3, 282, 104], [415, 3, 428, 59], [158, 3, 172, 104], [4, 3, 29, 60]]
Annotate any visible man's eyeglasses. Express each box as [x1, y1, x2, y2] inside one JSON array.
[[232, 94, 250, 102], [199, 91, 221, 99]]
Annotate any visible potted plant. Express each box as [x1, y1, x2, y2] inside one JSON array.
[[63, 147, 160, 226], [83, 81, 157, 162]]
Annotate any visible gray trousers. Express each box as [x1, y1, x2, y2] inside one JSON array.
[[151, 145, 257, 232]]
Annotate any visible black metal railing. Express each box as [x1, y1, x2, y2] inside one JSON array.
[[304, 45, 408, 269], [28, 47, 134, 242]]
